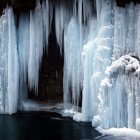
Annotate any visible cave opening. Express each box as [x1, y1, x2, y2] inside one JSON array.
[[27, 11, 64, 104]]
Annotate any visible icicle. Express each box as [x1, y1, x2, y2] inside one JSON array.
[[135, 78, 140, 131], [112, 6, 126, 60], [55, 2, 70, 55], [125, 3, 135, 53], [63, 0, 83, 110], [7, 8, 19, 114], [28, 1, 44, 93], [0, 9, 8, 113], [63, 16, 83, 109], [80, 40, 97, 121], [42, 0, 52, 49], [136, 5, 140, 57], [18, 13, 30, 107]]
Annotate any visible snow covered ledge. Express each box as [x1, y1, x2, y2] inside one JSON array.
[[97, 127, 140, 139], [105, 54, 140, 78]]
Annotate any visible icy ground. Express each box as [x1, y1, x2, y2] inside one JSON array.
[[22, 100, 79, 117]]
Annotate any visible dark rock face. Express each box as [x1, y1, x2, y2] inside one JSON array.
[[0, 0, 35, 14], [116, 0, 140, 7], [37, 18, 64, 102], [12, 0, 36, 12]]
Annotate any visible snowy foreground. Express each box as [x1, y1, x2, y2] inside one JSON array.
[[99, 128, 140, 139], [0, 0, 140, 138]]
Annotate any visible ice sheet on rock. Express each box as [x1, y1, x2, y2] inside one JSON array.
[[81, 40, 97, 121], [80, 0, 114, 122], [63, 17, 81, 108], [112, 6, 126, 60]]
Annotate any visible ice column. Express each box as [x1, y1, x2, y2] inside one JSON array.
[[42, 0, 53, 49], [0, 10, 8, 113], [112, 6, 126, 60], [63, 17, 81, 108], [55, 3, 67, 54], [28, 1, 44, 92], [89, 0, 114, 121], [18, 13, 30, 107], [7, 8, 19, 114]]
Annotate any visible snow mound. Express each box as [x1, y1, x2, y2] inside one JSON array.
[[98, 128, 140, 139], [106, 54, 140, 78]]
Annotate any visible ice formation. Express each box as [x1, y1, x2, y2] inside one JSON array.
[[0, 8, 19, 114], [0, 0, 53, 113], [97, 54, 140, 130], [0, 0, 140, 135], [73, 1, 140, 133]]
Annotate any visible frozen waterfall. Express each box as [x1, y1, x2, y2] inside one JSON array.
[[0, 0, 140, 134], [0, 8, 19, 114]]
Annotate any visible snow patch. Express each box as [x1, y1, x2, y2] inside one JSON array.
[[98, 128, 140, 139]]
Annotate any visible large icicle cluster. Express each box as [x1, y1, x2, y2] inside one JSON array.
[[91, 2, 140, 131], [63, 0, 94, 108], [73, 0, 140, 132], [0, 0, 53, 114], [21, 0, 52, 92], [56, 0, 140, 133], [18, 0, 53, 100]]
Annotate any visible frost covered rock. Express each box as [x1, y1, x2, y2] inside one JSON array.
[[106, 54, 140, 78]]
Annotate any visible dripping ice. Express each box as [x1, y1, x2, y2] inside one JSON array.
[[0, 0, 139, 136]]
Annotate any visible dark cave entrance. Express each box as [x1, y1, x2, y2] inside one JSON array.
[[28, 13, 64, 103]]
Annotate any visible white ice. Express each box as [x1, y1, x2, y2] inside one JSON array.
[[98, 128, 140, 139]]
